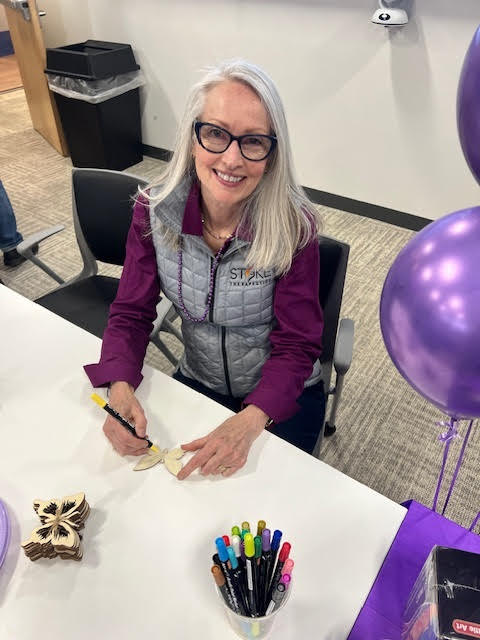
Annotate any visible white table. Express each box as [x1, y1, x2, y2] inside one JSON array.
[[0, 286, 406, 639]]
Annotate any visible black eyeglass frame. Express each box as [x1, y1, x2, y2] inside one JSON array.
[[194, 121, 277, 162]]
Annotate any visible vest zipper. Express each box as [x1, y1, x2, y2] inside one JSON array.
[[208, 252, 232, 395], [221, 326, 233, 396], [208, 239, 233, 321], [209, 256, 216, 322]]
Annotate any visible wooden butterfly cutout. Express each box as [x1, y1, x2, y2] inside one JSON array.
[[133, 447, 185, 475], [21, 492, 90, 561]]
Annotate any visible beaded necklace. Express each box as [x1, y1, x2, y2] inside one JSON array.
[[177, 237, 230, 323]]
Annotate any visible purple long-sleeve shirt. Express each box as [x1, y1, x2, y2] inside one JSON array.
[[84, 186, 324, 423]]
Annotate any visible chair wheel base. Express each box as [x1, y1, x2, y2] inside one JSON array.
[[324, 422, 336, 437]]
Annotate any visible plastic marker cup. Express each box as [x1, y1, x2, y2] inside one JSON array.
[[216, 578, 292, 639]]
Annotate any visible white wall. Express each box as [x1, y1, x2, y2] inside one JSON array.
[[39, 0, 93, 47], [0, 6, 8, 31], [40, 0, 480, 220]]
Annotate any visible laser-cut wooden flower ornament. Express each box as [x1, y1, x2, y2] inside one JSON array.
[[21, 492, 90, 561], [133, 447, 185, 475]]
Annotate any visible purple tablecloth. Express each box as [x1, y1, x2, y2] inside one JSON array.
[[348, 500, 480, 640]]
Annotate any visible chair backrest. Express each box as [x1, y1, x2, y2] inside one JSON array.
[[72, 168, 148, 272], [318, 235, 350, 388]]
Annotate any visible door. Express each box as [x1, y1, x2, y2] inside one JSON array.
[[1, 0, 68, 155]]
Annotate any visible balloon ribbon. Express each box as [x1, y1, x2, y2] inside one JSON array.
[[433, 417, 479, 532], [432, 417, 459, 513]]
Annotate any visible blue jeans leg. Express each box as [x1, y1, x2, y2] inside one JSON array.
[[172, 370, 325, 455], [0, 180, 23, 251], [266, 381, 326, 454]]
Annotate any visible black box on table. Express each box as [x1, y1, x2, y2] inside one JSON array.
[[402, 546, 480, 640]]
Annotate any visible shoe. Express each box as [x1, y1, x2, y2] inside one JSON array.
[[3, 243, 39, 268]]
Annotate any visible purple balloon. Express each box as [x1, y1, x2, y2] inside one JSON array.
[[457, 25, 480, 184], [380, 207, 480, 419]]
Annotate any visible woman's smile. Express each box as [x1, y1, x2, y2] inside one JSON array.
[[213, 169, 246, 186]]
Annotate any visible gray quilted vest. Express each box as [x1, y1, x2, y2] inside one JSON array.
[[150, 178, 321, 398]]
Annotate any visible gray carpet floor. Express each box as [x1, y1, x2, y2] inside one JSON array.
[[1, 88, 478, 530]]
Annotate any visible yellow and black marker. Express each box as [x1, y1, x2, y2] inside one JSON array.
[[90, 393, 159, 453]]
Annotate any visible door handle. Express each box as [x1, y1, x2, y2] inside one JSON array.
[[0, 1, 43, 21], [0, 0, 30, 21]]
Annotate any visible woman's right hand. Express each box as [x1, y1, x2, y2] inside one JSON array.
[[102, 381, 149, 456]]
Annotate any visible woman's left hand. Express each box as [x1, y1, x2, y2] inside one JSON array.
[[177, 405, 269, 480]]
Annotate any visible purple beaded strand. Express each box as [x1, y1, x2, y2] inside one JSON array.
[[177, 238, 228, 323]]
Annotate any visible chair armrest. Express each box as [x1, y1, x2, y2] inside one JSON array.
[[16, 225, 66, 285], [150, 297, 183, 342], [150, 297, 174, 337], [333, 318, 354, 376], [16, 225, 65, 254]]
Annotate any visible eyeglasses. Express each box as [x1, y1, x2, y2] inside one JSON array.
[[194, 121, 277, 162]]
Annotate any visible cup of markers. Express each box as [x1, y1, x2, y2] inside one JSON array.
[[211, 520, 293, 640]]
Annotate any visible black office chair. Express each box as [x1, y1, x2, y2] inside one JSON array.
[[17, 168, 183, 366], [313, 235, 354, 456]]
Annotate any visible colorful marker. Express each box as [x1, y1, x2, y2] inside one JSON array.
[[211, 565, 236, 611], [232, 537, 247, 573], [281, 558, 294, 576], [244, 533, 258, 616], [232, 535, 246, 596], [271, 529, 282, 562], [90, 393, 159, 452], [265, 575, 290, 615], [280, 573, 291, 588], [231, 525, 241, 537], [227, 546, 248, 615], [265, 583, 285, 615], [271, 529, 282, 549], [267, 529, 283, 594], [256, 520, 266, 536], [254, 536, 262, 561], [231, 535, 242, 561], [254, 535, 262, 611], [259, 529, 273, 614], [242, 521, 250, 532], [215, 537, 241, 614], [222, 535, 230, 546], [266, 541, 291, 604]]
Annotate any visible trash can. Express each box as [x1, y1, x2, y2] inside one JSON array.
[[45, 40, 145, 170]]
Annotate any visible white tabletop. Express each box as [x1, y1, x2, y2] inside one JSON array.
[[0, 285, 406, 639]]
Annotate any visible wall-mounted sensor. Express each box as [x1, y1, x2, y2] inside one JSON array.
[[371, 1, 408, 26]]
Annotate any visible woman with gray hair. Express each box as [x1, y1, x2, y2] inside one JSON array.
[[85, 59, 325, 478]]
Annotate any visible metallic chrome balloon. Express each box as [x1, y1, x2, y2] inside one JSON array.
[[380, 207, 480, 418], [457, 25, 480, 185]]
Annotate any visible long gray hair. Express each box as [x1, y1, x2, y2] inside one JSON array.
[[143, 59, 322, 275]]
